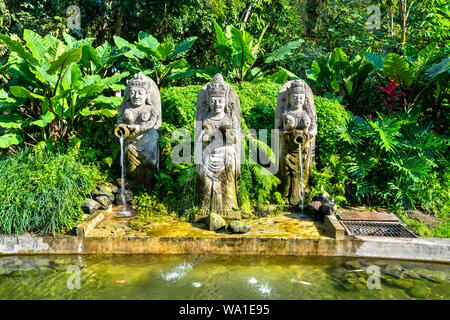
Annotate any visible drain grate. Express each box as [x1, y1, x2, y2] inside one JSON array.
[[341, 221, 417, 238]]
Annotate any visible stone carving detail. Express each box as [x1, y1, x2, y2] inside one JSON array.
[[195, 74, 241, 219], [114, 73, 161, 189], [275, 80, 317, 205]]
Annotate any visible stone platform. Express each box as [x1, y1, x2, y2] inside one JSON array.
[[0, 208, 449, 263]]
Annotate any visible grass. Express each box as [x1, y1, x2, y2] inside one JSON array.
[[0, 147, 103, 235]]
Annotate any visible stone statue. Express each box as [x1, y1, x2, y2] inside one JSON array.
[[114, 72, 161, 190], [195, 74, 241, 220], [275, 80, 317, 206]]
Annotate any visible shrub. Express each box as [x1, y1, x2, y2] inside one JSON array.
[[0, 148, 103, 235], [156, 81, 350, 214]]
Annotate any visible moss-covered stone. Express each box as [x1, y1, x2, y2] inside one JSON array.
[[384, 263, 403, 278], [344, 260, 362, 270], [413, 268, 447, 283], [385, 278, 414, 290], [403, 269, 422, 280], [407, 286, 431, 299]]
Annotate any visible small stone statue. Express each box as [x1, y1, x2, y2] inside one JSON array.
[[114, 73, 161, 190], [195, 74, 241, 219], [275, 80, 317, 205]]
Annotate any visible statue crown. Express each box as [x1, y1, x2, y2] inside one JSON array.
[[207, 73, 228, 97], [127, 72, 152, 91], [288, 80, 306, 95]]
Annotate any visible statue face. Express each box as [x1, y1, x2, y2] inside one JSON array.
[[130, 86, 147, 107], [209, 95, 226, 116], [289, 93, 306, 110]]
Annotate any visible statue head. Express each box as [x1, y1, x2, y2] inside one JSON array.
[[126, 73, 152, 108], [207, 74, 228, 116], [287, 80, 306, 111]]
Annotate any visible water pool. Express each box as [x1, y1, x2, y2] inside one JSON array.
[[0, 255, 448, 300]]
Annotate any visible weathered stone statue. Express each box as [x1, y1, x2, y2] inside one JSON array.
[[195, 74, 241, 220], [275, 80, 317, 206], [114, 73, 161, 189]]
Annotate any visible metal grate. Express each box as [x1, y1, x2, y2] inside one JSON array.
[[341, 221, 417, 238]]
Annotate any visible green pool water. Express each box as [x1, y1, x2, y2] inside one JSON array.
[[0, 254, 449, 300]]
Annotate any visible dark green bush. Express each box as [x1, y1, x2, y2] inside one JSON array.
[[155, 81, 350, 216], [0, 148, 103, 235]]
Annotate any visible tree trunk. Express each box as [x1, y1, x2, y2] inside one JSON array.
[[304, 0, 320, 38]]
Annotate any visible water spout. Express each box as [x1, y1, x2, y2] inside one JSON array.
[[118, 133, 132, 217], [299, 143, 304, 214]]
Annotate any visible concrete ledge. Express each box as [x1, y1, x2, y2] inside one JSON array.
[[324, 215, 345, 240], [76, 207, 113, 237], [0, 234, 449, 263]]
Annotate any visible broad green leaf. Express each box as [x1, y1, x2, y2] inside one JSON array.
[[328, 48, 350, 75], [0, 90, 8, 99], [47, 48, 82, 74], [30, 111, 55, 127], [230, 27, 255, 65], [138, 31, 160, 50], [167, 59, 187, 69], [23, 29, 47, 61], [10, 86, 45, 101], [79, 75, 101, 90], [210, 18, 229, 45], [383, 53, 413, 86], [157, 42, 175, 60], [102, 71, 130, 87], [113, 36, 145, 59], [0, 114, 22, 129], [364, 52, 385, 72], [0, 133, 22, 148], [63, 32, 77, 47], [96, 41, 111, 67], [267, 69, 288, 84], [0, 34, 39, 65], [81, 44, 102, 70], [135, 43, 161, 60], [424, 57, 449, 81], [170, 36, 197, 59], [45, 35, 67, 62], [214, 43, 233, 60], [264, 39, 304, 64], [91, 95, 123, 105], [412, 43, 438, 81]]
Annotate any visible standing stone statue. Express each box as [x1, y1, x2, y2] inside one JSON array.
[[195, 74, 241, 220], [114, 72, 161, 190], [276, 80, 317, 205]]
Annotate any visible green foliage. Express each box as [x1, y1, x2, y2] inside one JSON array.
[[0, 29, 128, 148], [210, 17, 303, 83], [114, 32, 197, 86], [307, 48, 374, 109], [337, 111, 449, 214], [0, 147, 103, 235], [133, 193, 170, 218]]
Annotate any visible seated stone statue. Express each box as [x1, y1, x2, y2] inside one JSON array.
[[114, 72, 161, 190], [276, 80, 317, 206], [195, 74, 241, 219]]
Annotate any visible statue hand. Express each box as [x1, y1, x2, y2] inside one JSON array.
[[202, 133, 210, 142]]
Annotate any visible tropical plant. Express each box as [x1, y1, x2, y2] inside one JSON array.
[[210, 18, 303, 83], [0, 29, 129, 149], [306, 47, 374, 109], [113, 31, 197, 86], [365, 43, 449, 129], [337, 110, 449, 213]]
